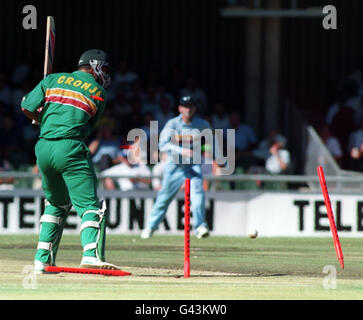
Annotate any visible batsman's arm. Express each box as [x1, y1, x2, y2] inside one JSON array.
[[21, 78, 47, 123], [21, 108, 39, 123]]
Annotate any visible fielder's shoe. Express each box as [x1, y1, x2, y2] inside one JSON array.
[[80, 257, 121, 270], [141, 227, 154, 239], [195, 225, 209, 239]]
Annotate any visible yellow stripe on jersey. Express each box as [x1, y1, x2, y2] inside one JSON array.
[[45, 88, 97, 115]]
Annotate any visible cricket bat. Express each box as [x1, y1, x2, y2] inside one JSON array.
[[43, 16, 56, 78], [33, 16, 56, 124]]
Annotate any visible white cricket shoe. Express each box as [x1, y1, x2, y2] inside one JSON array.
[[80, 257, 121, 270], [195, 225, 209, 239], [141, 227, 154, 239], [33, 260, 53, 274]]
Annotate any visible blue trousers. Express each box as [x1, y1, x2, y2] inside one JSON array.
[[147, 162, 207, 231]]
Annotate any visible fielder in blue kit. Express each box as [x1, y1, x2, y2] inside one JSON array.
[[141, 95, 216, 239]]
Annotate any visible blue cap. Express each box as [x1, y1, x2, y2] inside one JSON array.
[[179, 95, 196, 106]]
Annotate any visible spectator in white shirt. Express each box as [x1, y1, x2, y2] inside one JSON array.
[[102, 142, 151, 191], [265, 135, 290, 174], [252, 129, 279, 163]]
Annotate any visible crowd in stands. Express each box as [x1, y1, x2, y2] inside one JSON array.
[[317, 61, 363, 172], [0, 59, 292, 191]]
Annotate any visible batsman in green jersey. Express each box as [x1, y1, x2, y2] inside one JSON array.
[[21, 49, 121, 272]]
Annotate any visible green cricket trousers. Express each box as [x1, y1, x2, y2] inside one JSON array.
[[34, 138, 106, 266]]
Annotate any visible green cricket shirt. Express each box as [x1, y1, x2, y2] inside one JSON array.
[[21, 71, 107, 140]]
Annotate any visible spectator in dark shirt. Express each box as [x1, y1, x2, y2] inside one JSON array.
[[229, 110, 258, 169], [0, 115, 27, 167], [0, 73, 12, 108], [154, 96, 175, 131]]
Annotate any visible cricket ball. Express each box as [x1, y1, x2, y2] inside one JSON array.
[[248, 229, 258, 239]]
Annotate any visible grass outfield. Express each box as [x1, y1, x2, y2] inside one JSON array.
[[1, 234, 363, 300]]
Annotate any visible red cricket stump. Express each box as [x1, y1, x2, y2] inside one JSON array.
[[44, 266, 131, 276], [184, 178, 191, 278], [317, 166, 344, 269]]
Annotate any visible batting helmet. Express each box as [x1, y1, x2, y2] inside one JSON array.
[[78, 49, 112, 88]]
